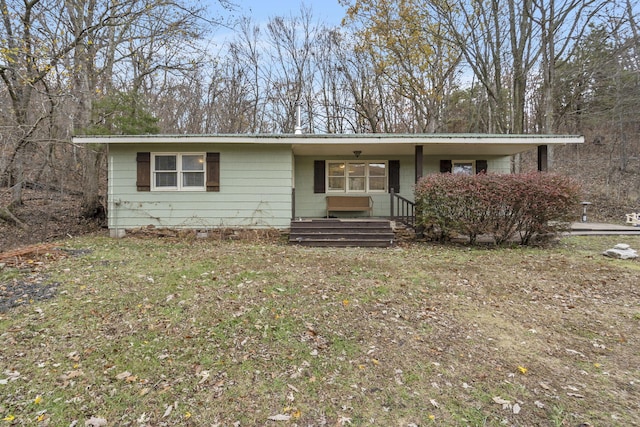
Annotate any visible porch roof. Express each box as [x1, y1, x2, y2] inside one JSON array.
[[73, 133, 584, 157]]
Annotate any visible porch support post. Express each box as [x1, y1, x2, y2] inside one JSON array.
[[291, 188, 296, 219], [415, 145, 423, 183], [537, 145, 548, 172]]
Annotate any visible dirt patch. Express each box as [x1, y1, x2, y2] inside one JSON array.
[[0, 189, 104, 252], [0, 274, 59, 313]]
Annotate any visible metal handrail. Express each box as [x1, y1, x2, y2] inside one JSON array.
[[390, 188, 416, 229]]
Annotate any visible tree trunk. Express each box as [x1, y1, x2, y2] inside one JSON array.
[[10, 156, 24, 208], [80, 145, 106, 219], [0, 206, 27, 228]]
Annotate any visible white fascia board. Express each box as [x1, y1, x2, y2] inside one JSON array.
[[72, 134, 584, 145]]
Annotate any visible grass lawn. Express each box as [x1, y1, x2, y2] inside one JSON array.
[[1, 233, 639, 426]]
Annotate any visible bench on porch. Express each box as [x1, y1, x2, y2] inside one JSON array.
[[326, 196, 373, 217]]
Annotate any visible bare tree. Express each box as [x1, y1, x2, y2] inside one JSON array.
[[264, 7, 321, 133], [0, 0, 220, 220], [532, 0, 606, 135], [0, 0, 107, 208], [430, 0, 538, 133], [342, 0, 462, 133], [314, 28, 362, 133]]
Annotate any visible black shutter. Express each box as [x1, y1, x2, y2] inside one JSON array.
[[206, 152, 220, 192], [388, 160, 400, 193], [136, 152, 151, 191], [314, 160, 325, 193], [476, 160, 488, 174], [538, 145, 548, 172], [440, 159, 452, 173]]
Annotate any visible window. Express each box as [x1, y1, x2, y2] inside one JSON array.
[[452, 160, 475, 175], [327, 161, 387, 193], [440, 159, 487, 175], [152, 153, 205, 190]]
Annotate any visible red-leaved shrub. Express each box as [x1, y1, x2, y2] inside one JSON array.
[[415, 172, 581, 245]]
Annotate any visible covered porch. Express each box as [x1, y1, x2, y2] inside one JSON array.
[[290, 134, 578, 221]]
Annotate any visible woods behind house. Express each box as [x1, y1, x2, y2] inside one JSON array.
[[1, 0, 639, 222]]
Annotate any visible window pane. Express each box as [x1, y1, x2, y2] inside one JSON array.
[[183, 172, 204, 187], [155, 155, 176, 171], [349, 177, 365, 191], [453, 162, 473, 175], [156, 172, 177, 187], [348, 162, 365, 177], [369, 163, 386, 177], [328, 177, 345, 190], [328, 162, 346, 176], [328, 162, 345, 191], [182, 155, 204, 171], [369, 177, 386, 191]]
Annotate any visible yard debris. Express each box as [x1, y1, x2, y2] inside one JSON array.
[[1, 370, 21, 384], [492, 396, 512, 409], [567, 392, 585, 398], [267, 414, 291, 421], [602, 243, 638, 259], [84, 416, 107, 426], [115, 371, 132, 380], [0, 243, 64, 267], [59, 370, 84, 382]]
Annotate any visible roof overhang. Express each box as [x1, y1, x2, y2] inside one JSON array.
[[73, 133, 584, 157]]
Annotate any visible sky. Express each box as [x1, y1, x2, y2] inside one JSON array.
[[217, 0, 348, 26]]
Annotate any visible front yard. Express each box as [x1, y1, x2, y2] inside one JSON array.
[[1, 234, 639, 426]]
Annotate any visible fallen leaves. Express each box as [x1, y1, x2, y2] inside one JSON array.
[[59, 369, 84, 381], [267, 413, 291, 421], [0, 243, 64, 267], [114, 371, 138, 383], [1, 237, 639, 426], [492, 396, 522, 414], [84, 416, 107, 426], [1, 370, 21, 384], [162, 403, 174, 418]]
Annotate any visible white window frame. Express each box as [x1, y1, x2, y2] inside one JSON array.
[[452, 160, 476, 175], [326, 160, 388, 193], [151, 153, 206, 191]]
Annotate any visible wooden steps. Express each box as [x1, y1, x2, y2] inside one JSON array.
[[289, 219, 395, 247]]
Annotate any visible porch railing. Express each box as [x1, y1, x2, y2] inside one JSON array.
[[390, 188, 417, 229]]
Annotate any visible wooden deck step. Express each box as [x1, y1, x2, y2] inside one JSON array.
[[289, 219, 395, 247]]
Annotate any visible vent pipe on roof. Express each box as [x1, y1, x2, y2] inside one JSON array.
[[294, 101, 303, 134]]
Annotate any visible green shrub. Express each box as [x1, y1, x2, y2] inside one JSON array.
[[415, 172, 581, 245]]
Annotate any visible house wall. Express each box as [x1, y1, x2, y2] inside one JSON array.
[[294, 155, 511, 218], [422, 156, 511, 174], [294, 155, 415, 218], [108, 143, 293, 230]]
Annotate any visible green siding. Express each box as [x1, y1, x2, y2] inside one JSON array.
[[108, 144, 293, 230], [294, 156, 416, 218], [422, 156, 511, 174], [294, 155, 511, 218], [108, 142, 513, 229]]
